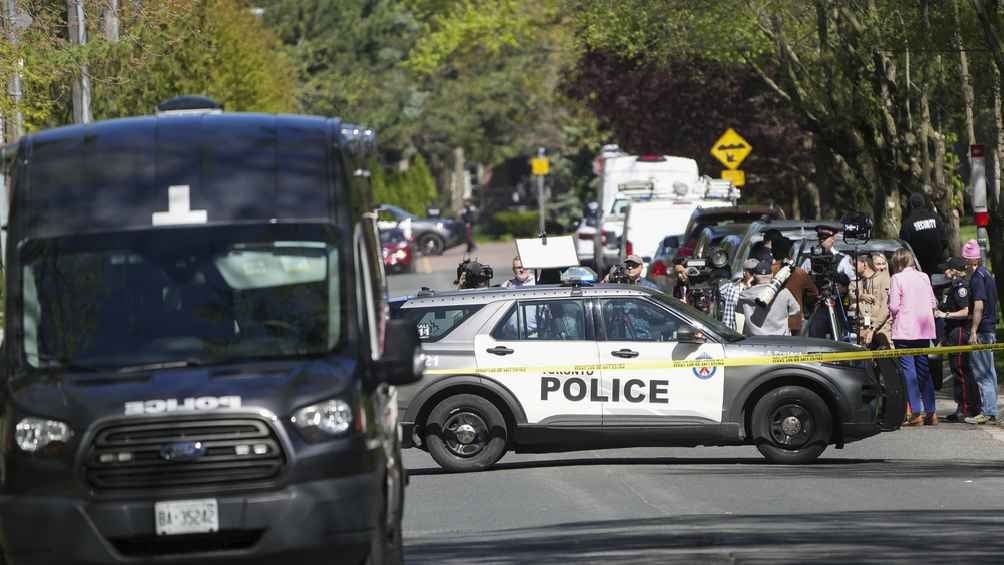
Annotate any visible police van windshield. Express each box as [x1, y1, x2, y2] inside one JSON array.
[[20, 223, 343, 371]]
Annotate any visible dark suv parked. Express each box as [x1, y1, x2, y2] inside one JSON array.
[[378, 204, 464, 256]]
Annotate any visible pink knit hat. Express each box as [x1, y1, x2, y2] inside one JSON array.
[[961, 239, 981, 260]]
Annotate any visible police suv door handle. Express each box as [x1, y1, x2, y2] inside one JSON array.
[[611, 349, 639, 359], [486, 346, 515, 356]]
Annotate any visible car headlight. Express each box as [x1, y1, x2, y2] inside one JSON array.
[[15, 417, 73, 452], [291, 399, 353, 440]]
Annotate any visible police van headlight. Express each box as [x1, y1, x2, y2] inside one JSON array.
[[291, 399, 354, 441], [15, 417, 73, 453]]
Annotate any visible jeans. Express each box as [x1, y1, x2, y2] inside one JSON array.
[[970, 332, 999, 417], [895, 339, 936, 415]]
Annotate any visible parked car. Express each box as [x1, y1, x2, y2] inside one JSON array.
[[378, 203, 464, 255], [381, 227, 417, 274], [644, 234, 685, 291], [677, 206, 786, 259], [691, 223, 751, 262]]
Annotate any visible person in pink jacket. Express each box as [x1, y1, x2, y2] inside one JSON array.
[[888, 248, 939, 425]]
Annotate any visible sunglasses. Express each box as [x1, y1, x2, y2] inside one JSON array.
[[625, 262, 641, 268]]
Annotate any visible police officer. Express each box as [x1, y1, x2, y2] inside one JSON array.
[[935, 257, 981, 421]]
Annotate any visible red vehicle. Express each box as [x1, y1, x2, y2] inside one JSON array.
[[381, 227, 416, 274], [676, 206, 785, 259]]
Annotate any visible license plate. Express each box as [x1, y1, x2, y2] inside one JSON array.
[[154, 499, 219, 535]]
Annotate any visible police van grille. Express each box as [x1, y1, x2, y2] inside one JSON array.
[[85, 417, 285, 492]]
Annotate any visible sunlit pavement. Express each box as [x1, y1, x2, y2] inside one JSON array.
[[402, 425, 1004, 564]]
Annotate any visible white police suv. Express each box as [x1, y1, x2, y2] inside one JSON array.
[[393, 283, 904, 472]]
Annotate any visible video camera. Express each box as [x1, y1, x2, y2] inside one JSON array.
[[676, 251, 732, 314], [606, 264, 632, 284], [841, 211, 873, 243], [455, 258, 494, 289]]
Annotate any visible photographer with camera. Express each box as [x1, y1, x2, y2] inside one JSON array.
[[603, 254, 661, 290], [765, 236, 817, 333], [454, 257, 493, 289], [738, 258, 801, 336], [800, 225, 856, 283]]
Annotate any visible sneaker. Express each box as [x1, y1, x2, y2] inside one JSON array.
[[965, 414, 992, 425]]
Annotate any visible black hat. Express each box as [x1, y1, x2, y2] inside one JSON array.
[[815, 225, 839, 239], [908, 192, 925, 209], [763, 228, 784, 244], [939, 257, 968, 272], [753, 259, 773, 276], [751, 241, 773, 264]]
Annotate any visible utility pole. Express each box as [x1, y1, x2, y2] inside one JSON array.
[[68, 0, 92, 124], [3, 0, 29, 143]]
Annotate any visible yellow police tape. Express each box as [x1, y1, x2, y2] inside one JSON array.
[[423, 342, 1004, 376]]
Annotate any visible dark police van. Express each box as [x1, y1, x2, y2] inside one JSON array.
[[0, 97, 422, 564]]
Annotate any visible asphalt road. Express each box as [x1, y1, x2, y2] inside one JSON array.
[[402, 424, 1004, 564], [395, 242, 1004, 564]]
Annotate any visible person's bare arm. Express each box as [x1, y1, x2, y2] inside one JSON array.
[[970, 299, 984, 341]]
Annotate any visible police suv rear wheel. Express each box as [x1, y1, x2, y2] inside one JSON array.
[[417, 233, 445, 255], [752, 386, 831, 464], [426, 394, 508, 472]]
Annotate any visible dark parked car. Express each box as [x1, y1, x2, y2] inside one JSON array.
[[378, 204, 464, 256], [381, 227, 417, 274], [677, 206, 786, 259]]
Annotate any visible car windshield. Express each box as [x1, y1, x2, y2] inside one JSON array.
[[650, 292, 744, 341], [20, 223, 343, 372]]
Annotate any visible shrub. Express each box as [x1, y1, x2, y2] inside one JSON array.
[[491, 210, 540, 237]]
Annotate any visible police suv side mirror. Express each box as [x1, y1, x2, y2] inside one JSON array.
[[676, 328, 706, 344], [376, 319, 424, 386]]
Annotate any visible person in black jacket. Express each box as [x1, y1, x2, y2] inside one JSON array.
[[899, 192, 947, 275]]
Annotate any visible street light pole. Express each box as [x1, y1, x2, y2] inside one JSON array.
[[68, 0, 92, 124]]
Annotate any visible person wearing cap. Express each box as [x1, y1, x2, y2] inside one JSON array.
[[737, 259, 800, 336], [621, 254, 661, 290], [959, 240, 999, 425], [888, 248, 939, 426], [935, 256, 980, 421], [769, 236, 818, 332], [899, 192, 947, 275], [800, 224, 856, 283]]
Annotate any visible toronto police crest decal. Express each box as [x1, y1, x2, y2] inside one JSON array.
[[692, 352, 717, 380]]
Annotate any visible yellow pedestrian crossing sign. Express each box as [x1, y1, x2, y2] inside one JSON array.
[[710, 128, 752, 170]]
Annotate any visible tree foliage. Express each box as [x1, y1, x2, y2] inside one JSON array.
[[2, 0, 296, 137]]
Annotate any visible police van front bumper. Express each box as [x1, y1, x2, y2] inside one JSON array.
[[0, 474, 375, 564]]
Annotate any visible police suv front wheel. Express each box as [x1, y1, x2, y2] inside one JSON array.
[[425, 394, 508, 472], [752, 385, 831, 464]]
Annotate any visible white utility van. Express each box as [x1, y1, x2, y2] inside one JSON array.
[[620, 199, 732, 275], [575, 153, 738, 271]]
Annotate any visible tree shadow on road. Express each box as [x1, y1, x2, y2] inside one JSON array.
[[409, 456, 1004, 480], [405, 509, 1004, 564]]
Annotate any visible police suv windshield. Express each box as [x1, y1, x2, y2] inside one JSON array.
[[20, 223, 342, 371], [650, 292, 744, 341]]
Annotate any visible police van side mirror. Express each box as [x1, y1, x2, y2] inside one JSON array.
[[375, 319, 424, 386], [676, 328, 706, 344]]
